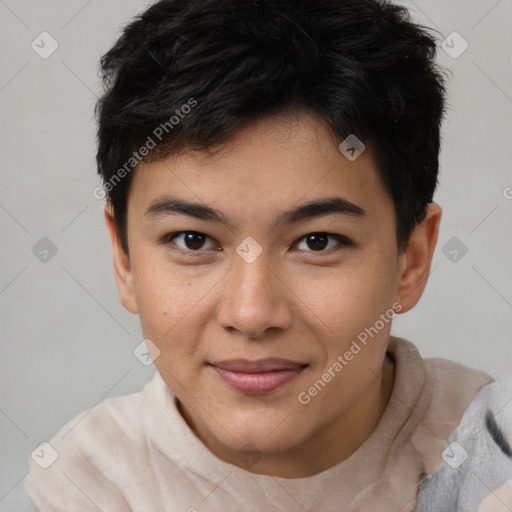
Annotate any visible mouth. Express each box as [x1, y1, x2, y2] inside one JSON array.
[[208, 358, 309, 394]]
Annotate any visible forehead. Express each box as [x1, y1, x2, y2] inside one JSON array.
[[128, 113, 393, 229]]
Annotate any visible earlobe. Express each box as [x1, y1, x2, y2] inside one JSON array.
[[103, 205, 139, 314], [394, 203, 442, 314]]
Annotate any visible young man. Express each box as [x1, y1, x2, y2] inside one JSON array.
[[25, 0, 512, 510]]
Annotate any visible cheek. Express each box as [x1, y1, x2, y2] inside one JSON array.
[[130, 253, 192, 339], [298, 256, 395, 338], [130, 250, 223, 363], [132, 244, 195, 310]]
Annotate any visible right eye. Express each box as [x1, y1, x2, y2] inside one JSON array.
[[161, 231, 219, 255]]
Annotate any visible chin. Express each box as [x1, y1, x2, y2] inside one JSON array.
[[209, 409, 310, 455]]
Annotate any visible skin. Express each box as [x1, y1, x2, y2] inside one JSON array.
[[104, 112, 442, 478]]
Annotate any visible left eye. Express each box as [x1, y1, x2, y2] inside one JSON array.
[[295, 233, 350, 252]]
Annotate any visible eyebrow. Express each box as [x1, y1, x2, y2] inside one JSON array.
[[144, 195, 366, 230]]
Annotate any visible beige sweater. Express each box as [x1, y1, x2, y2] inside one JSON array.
[[25, 337, 494, 511]]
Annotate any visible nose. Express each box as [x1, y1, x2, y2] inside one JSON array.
[[216, 254, 293, 339]]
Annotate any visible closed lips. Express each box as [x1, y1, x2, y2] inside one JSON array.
[[208, 359, 308, 372], [208, 358, 308, 394]]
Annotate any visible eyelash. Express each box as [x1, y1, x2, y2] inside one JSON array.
[[160, 231, 353, 257]]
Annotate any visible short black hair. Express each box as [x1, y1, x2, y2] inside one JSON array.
[[95, 0, 449, 255]]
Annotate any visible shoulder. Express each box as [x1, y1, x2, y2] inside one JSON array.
[[25, 386, 147, 511], [415, 378, 512, 511]]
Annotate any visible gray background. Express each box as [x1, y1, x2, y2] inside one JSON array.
[[0, 0, 511, 509]]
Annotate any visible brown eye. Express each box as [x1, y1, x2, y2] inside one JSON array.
[[182, 232, 207, 250], [166, 231, 216, 252], [305, 233, 329, 251], [295, 232, 352, 253]]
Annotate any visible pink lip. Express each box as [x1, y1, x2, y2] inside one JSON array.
[[209, 358, 307, 394]]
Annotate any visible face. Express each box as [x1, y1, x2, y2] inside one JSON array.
[[106, 113, 434, 463]]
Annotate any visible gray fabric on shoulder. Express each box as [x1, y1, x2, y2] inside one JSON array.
[[415, 379, 512, 511]]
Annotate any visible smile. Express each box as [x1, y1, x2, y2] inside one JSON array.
[[208, 359, 308, 394]]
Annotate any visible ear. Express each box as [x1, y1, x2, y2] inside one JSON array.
[[394, 202, 442, 314], [103, 204, 139, 314]]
